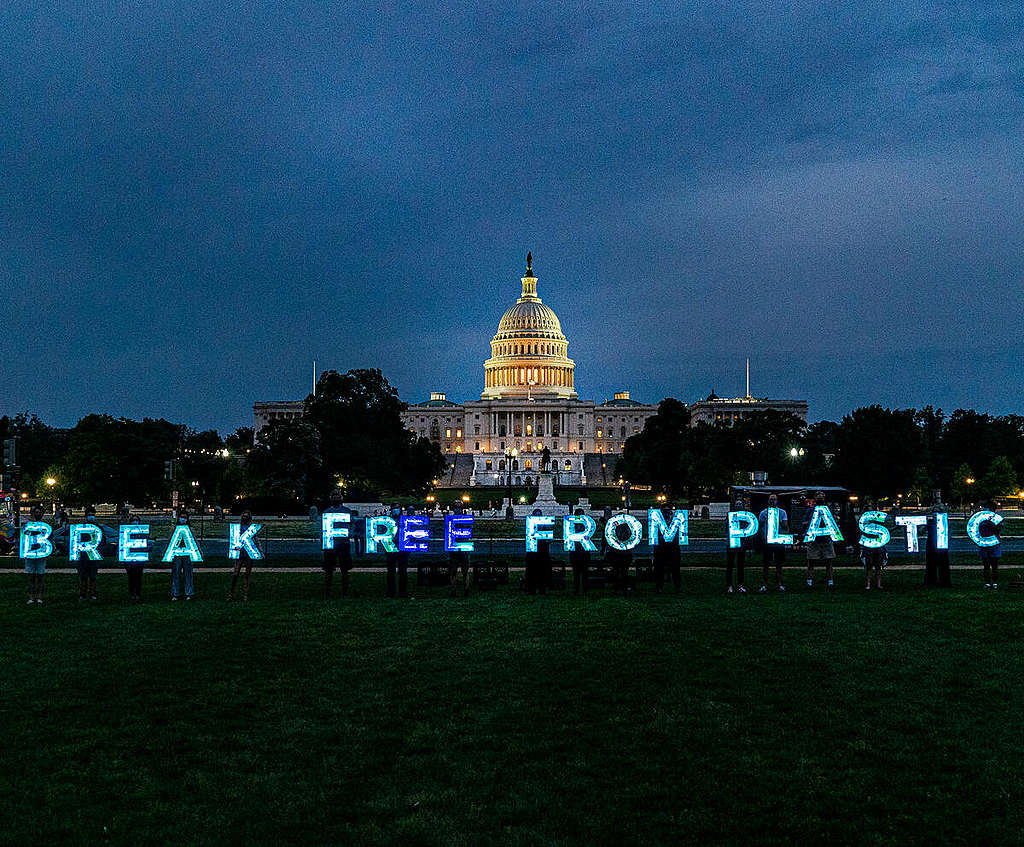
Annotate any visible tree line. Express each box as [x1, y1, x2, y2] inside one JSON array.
[[1, 370, 445, 510], [5, 377, 1021, 509], [616, 401, 1024, 505]]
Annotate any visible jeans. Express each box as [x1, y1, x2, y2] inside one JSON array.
[[171, 559, 194, 597]]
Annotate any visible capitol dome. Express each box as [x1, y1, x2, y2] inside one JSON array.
[[481, 254, 577, 400]]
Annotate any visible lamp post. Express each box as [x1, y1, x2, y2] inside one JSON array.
[[504, 447, 518, 520]]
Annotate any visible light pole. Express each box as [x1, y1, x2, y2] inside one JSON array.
[[504, 447, 517, 520], [46, 476, 56, 514]]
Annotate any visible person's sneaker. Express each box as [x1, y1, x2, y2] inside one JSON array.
[[185, 595, 192, 601], [27, 598, 34, 605], [992, 583, 998, 589], [806, 579, 813, 588], [759, 585, 768, 593], [737, 585, 747, 594], [778, 585, 786, 592], [171, 596, 178, 601], [91, 595, 97, 601], [726, 585, 734, 594], [865, 584, 871, 590], [984, 583, 991, 589]]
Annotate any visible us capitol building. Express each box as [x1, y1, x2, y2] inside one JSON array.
[[254, 254, 807, 489]]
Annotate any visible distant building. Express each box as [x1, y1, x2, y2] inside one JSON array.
[[253, 400, 304, 434], [687, 390, 808, 427], [252, 256, 807, 486], [399, 255, 657, 486]]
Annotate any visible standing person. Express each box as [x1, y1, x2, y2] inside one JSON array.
[[654, 505, 682, 594], [170, 508, 195, 601], [859, 500, 887, 590], [385, 504, 409, 598], [78, 504, 101, 601], [978, 505, 1002, 589], [55, 505, 69, 529], [321, 493, 353, 599], [227, 510, 258, 601], [124, 513, 146, 602], [757, 494, 787, 592], [927, 503, 953, 588], [803, 492, 836, 588], [569, 509, 591, 595], [24, 505, 47, 604], [726, 497, 748, 594], [447, 506, 471, 598]]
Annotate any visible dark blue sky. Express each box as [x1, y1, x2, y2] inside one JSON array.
[[3, 2, 1023, 433]]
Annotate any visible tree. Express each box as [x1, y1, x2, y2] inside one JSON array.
[[979, 456, 1018, 503], [949, 463, 975, 509], [244, 419, 329, 505], [303, 369, 444, 498], [61, 415, 183, 506], [0, 413, 71, 492], [617, 399, 691, 497], [833, 406, 922, 500]]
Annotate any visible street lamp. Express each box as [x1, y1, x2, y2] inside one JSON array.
[[45, 477, 56, 487], [504, 447, 518, 520]]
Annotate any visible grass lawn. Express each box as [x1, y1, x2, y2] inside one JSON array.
[[2, 569, 1023, 846]]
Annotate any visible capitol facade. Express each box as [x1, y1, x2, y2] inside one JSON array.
[[399, 254, 658, 487], [254, 254, 807, 489]]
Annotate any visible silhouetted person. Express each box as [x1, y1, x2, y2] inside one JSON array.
[[569, 510, 591, 594], [322, 493, 353, 598], [926, 505, 951, 588]]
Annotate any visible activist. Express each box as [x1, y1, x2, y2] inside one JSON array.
[[78, 504, 101, 602], [227, 510, 258, 601], [384, 504, 409, 598], [757, 494, 787, 593], [926, 502, 952, 588], [170, 509, 196, 601], [321, 492, 354, 599], [124, 513, 146, 602], [24, 505, 47, 604], [654, 503, 683, 594], [858, 500, 887, 591], [569, 509, 591, 595], [803, 492, 836, 589], [447, 504, 471, 598], [978, 504, 1002, 589], [725, 496, 748, 594]]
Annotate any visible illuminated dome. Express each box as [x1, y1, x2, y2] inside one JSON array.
[[482, 254, 577, 400]]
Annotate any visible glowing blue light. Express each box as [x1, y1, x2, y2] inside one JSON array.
[[648, 509, 688, 546], [967, 510, 1003, 547], [444, 515, 474, 553], [229, 522, 263, 560], [857, 511, 890, 549], [20, 522, 52, 559], [69, 523, 103, 561], [934, 513, 949, 550], [322, 512, 351, 550], [526, 515, 555, 552], [802, 506, 843, 543], [766, 508, 793, 545], [894, 515, 927, 553], [162, 525, 203, 563], [562, 514, 597, 552], [118, 525, 151, 562], [605, 513, 643, 551], [365, 517, 398, 553], [727, 511, 758, 549], [399, 515, 430, 552]]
